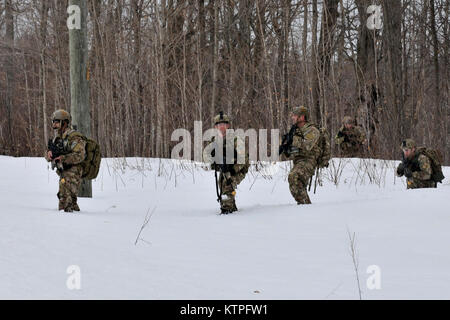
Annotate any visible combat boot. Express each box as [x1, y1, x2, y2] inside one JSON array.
[[220, 203, 238, 214], [297, 198, 312, 205], [64, 206, 73, 213], [221, 208, 233, 214], [71, 196, 80, 211]]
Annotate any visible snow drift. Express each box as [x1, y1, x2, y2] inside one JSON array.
[[0, 156, 449, 299]]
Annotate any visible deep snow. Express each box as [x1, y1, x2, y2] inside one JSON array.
[[0, 156, 449, 299]]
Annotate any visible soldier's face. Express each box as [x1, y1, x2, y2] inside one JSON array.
[[344, 124, 353, 130], [403, 148, 414, 159], [291, 114, 306, 126], [52, 120, 61, 130], [215, 123, 230, 136]]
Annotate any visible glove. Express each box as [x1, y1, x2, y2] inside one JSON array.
[[404, 167, 413, 179], [397, 163, 405, 176], [337, 131, 344, 138]]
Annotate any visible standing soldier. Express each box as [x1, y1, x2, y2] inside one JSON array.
[[335, 116, 367, 157], [209, 112, 249, 214], [396, 139, 442, 189], [280, 106, 321, 205], [45, 110, 86, 212]]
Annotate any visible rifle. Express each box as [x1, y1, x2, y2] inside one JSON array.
[[313, 168, 320, 194], [214, 164, 222, 203], [213, 161, 234, 203], [337, 130, 352, 144], [279, 124, 297, 155], [47, 137, 65, 171], [400, 151, 420, 178], [212, 138, 235, 203], [308, 167, 320, 194]]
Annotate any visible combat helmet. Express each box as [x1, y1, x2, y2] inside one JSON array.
[[52, 109, 71, 124], [342, 116, 355, 125], [291, 106, 309, 119], [213, 111, 231, 125], [401, 139, 416, 150]]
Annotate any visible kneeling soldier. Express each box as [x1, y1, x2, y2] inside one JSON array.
[[335, 116, 366, 157], [396, 139, 437, 189]]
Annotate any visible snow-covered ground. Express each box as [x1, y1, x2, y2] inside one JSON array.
[[0, 156, 449, 299]]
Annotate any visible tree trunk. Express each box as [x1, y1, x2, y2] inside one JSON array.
[[40, 0, 50, 152], [69, 0, 92, 197], [429, 0, 442, 148], [4, 0, 15, 154], [210, 0, 219, 124], [381, 0, 404, 150], [312, 0, 339, 126], [355, 0, 379, 154]]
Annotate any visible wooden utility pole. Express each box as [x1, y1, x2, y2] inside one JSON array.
[[5, 0, 15, 154], [68, 0, 91, 197]]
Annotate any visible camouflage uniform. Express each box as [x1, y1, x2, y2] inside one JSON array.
[[286, 123, 321, 204], [46, 128, 86, 212], [208, 112, 249, 214], [215, 136, 249, 213], [335, 117, 366, 157], [281, 107, 321, 205], [396, 139, 436, 189]]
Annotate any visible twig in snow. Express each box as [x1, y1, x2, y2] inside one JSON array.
[[347, 227, 363, 300], [134, 207, 156, 246]]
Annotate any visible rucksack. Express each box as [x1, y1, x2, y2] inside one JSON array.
[[416, 147, 445, 183], [315, 126, 331, 168], [69, 132, 102, 180]]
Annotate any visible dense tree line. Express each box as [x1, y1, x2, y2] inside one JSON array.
[[0, 0, 448, 164]]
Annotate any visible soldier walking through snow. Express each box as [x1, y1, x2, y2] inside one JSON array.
[[280, 106, 322, 205], [208, 112, 249, 214]]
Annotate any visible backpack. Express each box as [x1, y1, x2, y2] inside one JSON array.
[[315, 126, 331, 168], [69, 132, 102, 180], [416, 147, 445, 183]]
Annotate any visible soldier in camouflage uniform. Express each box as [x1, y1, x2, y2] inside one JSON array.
[[335, 116, 367, 157], [209, 112, 249, 214], [396, 139, 437, 189], [45, 110, 86, 212], [281, 106, 321, 205]]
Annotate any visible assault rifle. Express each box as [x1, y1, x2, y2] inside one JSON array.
[[398, 152, 414, 178], [337, 130, 352, 144], [211, 141, 235, 203], [279, 124, 297, 155], [48, 137, 65, 171], [213, 162, 234, 203]]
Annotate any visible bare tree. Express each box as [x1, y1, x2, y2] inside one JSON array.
[[0, 0, 448, 165]]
